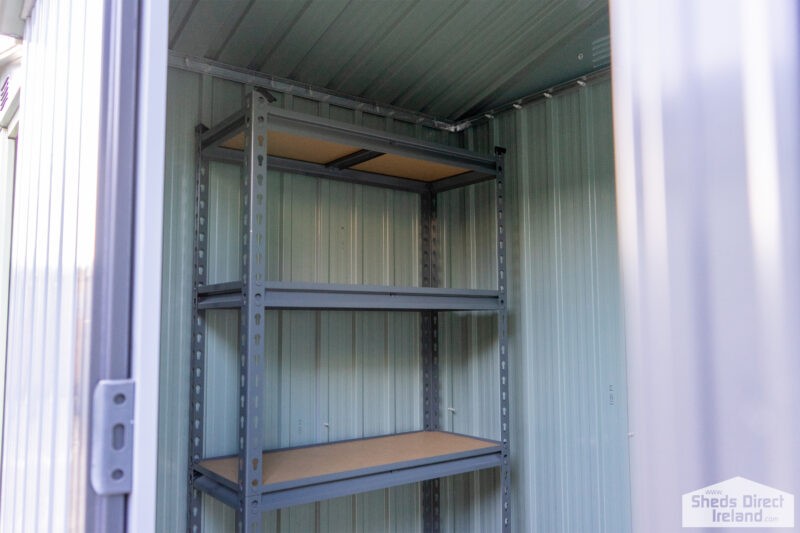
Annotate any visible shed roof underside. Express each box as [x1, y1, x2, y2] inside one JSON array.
[[169, 0, 610, 122]]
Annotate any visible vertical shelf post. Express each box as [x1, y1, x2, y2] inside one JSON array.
[[495, 147, 511, 531], [238, 92, 270, 532], [188, 125, 210, 533], [421, 187, 441, 532]]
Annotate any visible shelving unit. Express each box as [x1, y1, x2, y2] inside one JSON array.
[[189, 91, 510, 532]]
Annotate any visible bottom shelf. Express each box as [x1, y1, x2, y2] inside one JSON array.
[[193, 430, 502, 511]]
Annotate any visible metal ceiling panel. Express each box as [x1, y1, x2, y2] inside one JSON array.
[[169, 0, 609, 121]]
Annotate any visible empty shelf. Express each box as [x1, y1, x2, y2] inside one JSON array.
[[193, 431, 502, 511], [221, 130, 470, 182], [262, 282, 501, 310], [200, 107, 497, 189], [197, 281, 502, 311]]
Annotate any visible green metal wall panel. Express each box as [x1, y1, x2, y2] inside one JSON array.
[[435, 180, 502, 532], [459, 73, 631, 533], [158, 67, 199, 533]]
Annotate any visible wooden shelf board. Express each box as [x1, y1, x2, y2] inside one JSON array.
[[219, 131, 470, 182], [198, 431, 499, 489], [352, 153, 467, 182], [222, 130, 359, 164]]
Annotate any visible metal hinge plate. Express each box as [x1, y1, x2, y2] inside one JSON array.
[[90, 379, 135, 495]]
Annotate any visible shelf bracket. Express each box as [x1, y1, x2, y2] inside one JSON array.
[[90, 379, 135, 496]]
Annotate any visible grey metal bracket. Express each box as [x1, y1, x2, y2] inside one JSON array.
[[326, 149, 384, 169], [90, 379, 135, 496]]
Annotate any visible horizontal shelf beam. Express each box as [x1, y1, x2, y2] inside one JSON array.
[[262, 282, 501, 310], [197, 282, 244, 309], [194, 476, 239, 508], [326, 149, 384, 169], [198, 281, 243, 295], [200, 113, 244, 152], [197, 282, 502, 311], [431, 170, 497, 193]]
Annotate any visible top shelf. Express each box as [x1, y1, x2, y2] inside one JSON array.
[[200, 105, 500, 193]]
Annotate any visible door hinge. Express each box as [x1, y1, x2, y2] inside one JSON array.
[[90, 379, 135, 495]]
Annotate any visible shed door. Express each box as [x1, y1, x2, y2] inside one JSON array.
[[0, 0, 167, 531]]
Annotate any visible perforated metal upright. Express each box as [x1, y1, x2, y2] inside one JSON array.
[[495, 147, 511, 532], [188, 125, 210, 533], [237, 92, 270, 533], [421, 188, 441, 532]]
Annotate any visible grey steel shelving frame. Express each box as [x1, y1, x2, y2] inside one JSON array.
[[188, 91, 510, 533]]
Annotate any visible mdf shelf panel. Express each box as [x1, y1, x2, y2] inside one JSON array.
[[193, 431, 503, 512], [197, 281, 502, 311], [222, 130, 470, 183], [200, 106, 498, 188]]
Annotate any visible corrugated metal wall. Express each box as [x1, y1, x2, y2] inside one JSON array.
[[159, 69, 630, 532], [461, 73, 631, 532], [0, 1, 103, 531]]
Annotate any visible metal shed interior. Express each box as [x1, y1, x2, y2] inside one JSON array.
[[160, 1, 629, 532]]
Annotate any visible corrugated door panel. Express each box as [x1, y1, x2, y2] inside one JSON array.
[[0, 128, 15, 477], [0, 0, 103, 531]]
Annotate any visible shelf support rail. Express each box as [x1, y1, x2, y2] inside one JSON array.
[[188, 125, 210, 532], [495, 147, 511, 531], [238, 92, 270, 533], [421, 187, 441, 532]]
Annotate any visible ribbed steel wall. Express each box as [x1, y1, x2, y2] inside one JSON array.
[[159, 69, 630, 532], [460, 73, 632, 532], [0, 1, 103, 531]]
